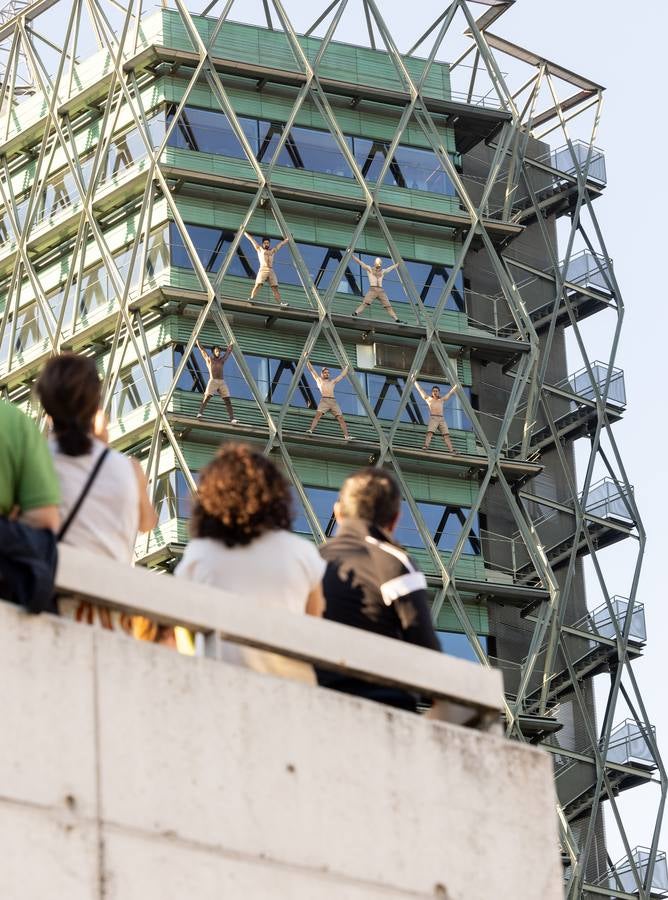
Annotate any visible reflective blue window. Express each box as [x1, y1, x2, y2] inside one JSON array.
[[167, 105, 257, 158], [293, 487, 338, 537], [352, 137, 395, 183], [288, 126, 353, 177], [163, 104, 456, 198], [169, 223, 252, 277], [293, 487, 480, 554], [395, 502, 481, 553], [393, 145, 454, 195], [437, 632, 488, 662], [256, 120, 294, 167]]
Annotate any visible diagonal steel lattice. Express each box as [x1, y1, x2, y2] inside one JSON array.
[[0, 0, 664, 895]]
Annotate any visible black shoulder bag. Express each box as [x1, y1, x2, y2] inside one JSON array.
[[0, 448, 109, 615]]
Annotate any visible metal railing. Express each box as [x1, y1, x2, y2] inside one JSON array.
[[574, 597, 646, 647], [599, 847, 668, 897], [554, 720, 657, 778], [550, 141, 607, 186], [606, 720, 657, 769], [584, 477, 635, 523], [563, 249, 613, 294], [558, 361, 626, 409]]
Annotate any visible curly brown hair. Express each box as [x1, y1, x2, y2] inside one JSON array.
[[191, 443, 292, 547]]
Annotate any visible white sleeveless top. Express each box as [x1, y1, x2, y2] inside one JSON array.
[[49, 437, 140, 563]]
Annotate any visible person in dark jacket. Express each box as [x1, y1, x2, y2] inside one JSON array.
[[317, 467, 440, 711]]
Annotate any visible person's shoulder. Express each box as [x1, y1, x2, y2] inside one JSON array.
[[269, 529, 320, 557], [0, 401, 36, 439], [100, 442, 134, 473], [365, 532, 413, 575], [176, 537, 220, 569]]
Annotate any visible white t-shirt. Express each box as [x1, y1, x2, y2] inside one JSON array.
[[50, 437, 140, 563], [175, 530, 326, 683]]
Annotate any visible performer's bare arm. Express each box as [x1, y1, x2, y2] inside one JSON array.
[[443, 386, 457, 402], [306, 360, 321, 389], [415, 381, 427, 401], [333, 365, 349, 384], [274, 236, 290, 253], [351, 254, 370, 271], [243, 231, 259, 250], [383, 261, 399, 274], [222, 344, 234, 363], [196, 340, 210, 368]]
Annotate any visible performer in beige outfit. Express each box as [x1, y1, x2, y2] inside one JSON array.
[[196, 341, 238, 423], [244, 232, 290, 307], [416, 382, 456, 452], [350, 253, 404, 324], [306, 360, 351, 441]]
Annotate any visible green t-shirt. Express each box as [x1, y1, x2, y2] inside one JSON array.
[[0, 401, 60, 516]]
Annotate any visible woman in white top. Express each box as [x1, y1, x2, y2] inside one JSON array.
[[175, 443, 326, 683], [36, 353, 157, 626]]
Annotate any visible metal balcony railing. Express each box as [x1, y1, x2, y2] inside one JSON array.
[[563, 249, 613, 294], [584, 477, 635, 523], [548, 141, 607, 186], [606, 720, 657, 769], [558, 361, 626, 409], [599, 847, 668, 897], [552, 721, 657, 782], [577, 597, 646, 647]]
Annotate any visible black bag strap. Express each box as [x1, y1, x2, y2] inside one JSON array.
[[57, 447, 110, 542]]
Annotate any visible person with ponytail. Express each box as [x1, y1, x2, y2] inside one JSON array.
[[36, 353, 157, 626]]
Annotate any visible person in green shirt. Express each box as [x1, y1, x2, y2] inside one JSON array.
[[0, 400, 60, 531]]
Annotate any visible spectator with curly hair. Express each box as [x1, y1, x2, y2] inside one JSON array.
[[175, 443, 326, 683]]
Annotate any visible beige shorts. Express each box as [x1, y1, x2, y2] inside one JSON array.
[[427, 415, 449, 434], [205, 378, 230, 399], [366, 287, 389, 301], [317, 397, 342, 416], [255, 267, 278, 287]]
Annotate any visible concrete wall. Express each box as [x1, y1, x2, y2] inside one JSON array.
[[0, 602, 563, 900]]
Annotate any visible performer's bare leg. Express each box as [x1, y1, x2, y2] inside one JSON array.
[[220, 394, 237, 424], [197, 395, 210, 418], [353, 289, 400, 322], [440, 423, 454, 453], [336, 414, 350, 441], [353, 292, 371, 316], [250, 281, 262, 300], [307, 410, 324, 434], [422, 429, 433, 450], [379, 292, 400, 323], [271, 284, 284, 305]]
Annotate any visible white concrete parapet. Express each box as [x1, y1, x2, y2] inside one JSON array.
[[0, 547, 564, 899]]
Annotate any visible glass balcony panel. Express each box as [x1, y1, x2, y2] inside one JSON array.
[[583, 478, 633, 522], [566, 361, 626, 407], [590, 597, 646, 645], [563, 250, 612, 293], [603, 848, 668, 895], [605, 720, 655, 767], [551, 141, 607, 185]]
